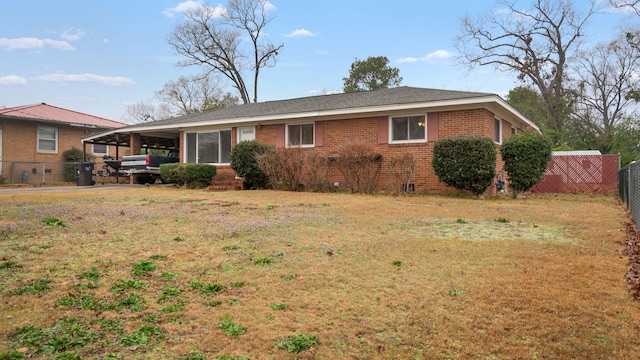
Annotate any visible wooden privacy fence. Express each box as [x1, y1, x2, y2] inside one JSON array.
[[530, 154, 619, 194]]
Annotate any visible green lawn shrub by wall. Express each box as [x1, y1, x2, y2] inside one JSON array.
[[432, 136, 496, 198], [159, 163, 216, 189], [230, 140, 272, 189], [500, 132, 552, 199]]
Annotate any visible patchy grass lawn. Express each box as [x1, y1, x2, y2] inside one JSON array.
[[0, 188, 638, 359]]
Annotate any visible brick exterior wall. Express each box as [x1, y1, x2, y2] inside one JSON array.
[[0, 119, 120, 182], [248, 108, 535, 194]]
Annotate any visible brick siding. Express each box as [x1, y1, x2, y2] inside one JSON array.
[[250, 108, 535, 194]]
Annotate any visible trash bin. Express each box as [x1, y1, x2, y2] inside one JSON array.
[[73, 162, 95, 186]]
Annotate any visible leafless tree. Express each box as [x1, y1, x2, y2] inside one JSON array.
[[167, 0, 283, 104], [457, 0, 597, 134], [570, 30, 640, 143], [609, 0, 640, 15], [124, 74, 239, 123], [123, 101, 159, 123], [155, 74, 238, 116]]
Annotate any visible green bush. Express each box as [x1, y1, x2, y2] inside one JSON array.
[[159, 163, 182, 184], [229, 140, 271, 189], [62, 147, 93, 182], [159, 163, 216, 189], [183, 164, 217, 188], [500, 132, 552, 198], [432, 136, 496, 197]]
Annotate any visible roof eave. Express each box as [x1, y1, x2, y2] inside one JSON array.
[[107, 95, 539, 133]]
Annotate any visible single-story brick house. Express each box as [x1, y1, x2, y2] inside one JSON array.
[[0, 103, 127, 184], [83, 86, 540, 194]]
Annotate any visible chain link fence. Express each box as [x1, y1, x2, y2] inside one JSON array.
[[619, 161, 640, 228], [0, 161, 79, 185]]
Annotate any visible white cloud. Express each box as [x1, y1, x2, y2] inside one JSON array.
[[397, 57, 418, 64], [396, 50, 455, 64], [60, 28, 85, 41], [316, 50, 329, 55], [163, 1, 217, 17], [284, 29, 316, 38], [32, 73, 135, 86], [0, 37, 74, 51], [421, 50, 455, 62], [263, 1, 276, 11], [103, 38, 109, 44], [0, 75, 28, 85]]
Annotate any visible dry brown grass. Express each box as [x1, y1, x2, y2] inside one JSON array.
[[0, 188, 639, 359]]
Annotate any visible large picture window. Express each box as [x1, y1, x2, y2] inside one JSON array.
[[287, 123, 314, 146], [37, 126, 57, 153], [390, 115, 425, 143], [185, 130, 232, 164]]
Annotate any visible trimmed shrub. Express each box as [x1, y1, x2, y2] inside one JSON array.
[[62, 147, 93, 182], [229, 140, 271, 189], [387, 152, 416, 196], [159, 163, 182, 184], [432, 136, 496, 197], [159, 163, 216, 188], [500, 132, 552, 198], [183, 164, 217, 188], [256, 147, 306, 191], [335, 143, 382, 194]]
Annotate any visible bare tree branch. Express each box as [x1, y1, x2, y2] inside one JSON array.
[[457, 0, 597, 134], [167, 0, 283, 104]]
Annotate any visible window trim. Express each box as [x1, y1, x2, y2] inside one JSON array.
[[184, 129, 232, 165], [285, 122, 315, 147], [237, 126, 256, 143], [92, 143, 108, 156], [37, 126, 58, 153], [388, 114, 427, 144], [494, 118, 502, 144]]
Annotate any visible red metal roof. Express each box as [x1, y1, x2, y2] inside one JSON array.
[[0, 103, 127, 129]]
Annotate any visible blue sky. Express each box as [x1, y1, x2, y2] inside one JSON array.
[[0, 0, 635, 123]]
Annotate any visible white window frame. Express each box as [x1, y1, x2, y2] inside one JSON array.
[[389, 114, 427, 144], [237, 126, 256, 143], [92, 143, 108, 156], [37, 126, 58, 153], [286, 122, 315, 147], [184, 129, 232, 165], [494, 118, 503, 144]]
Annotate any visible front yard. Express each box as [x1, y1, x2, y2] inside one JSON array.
[[0, 189, 638, 359]]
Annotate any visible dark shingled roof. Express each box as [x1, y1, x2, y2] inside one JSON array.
[[126, 86, 493, 129]]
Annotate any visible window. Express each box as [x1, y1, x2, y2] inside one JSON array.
[[494, 118, 502, 143], [93, 143, 108, 155], [390, 115, 425, 143], [185, 130, 232, 164], [287, 123, 314, 146], [37, 126, 57, 153], [237, 126, 256, 142]]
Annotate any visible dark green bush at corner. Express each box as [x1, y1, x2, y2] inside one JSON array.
[[229, 140, 272, 189], [432, 136, 496, 197], [500, 132, 552, 198], [159, 163, 216, 189]]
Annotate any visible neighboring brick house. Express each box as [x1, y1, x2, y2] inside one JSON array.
[[84, 87, 540, 194], [0, 103, 127, 184]]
